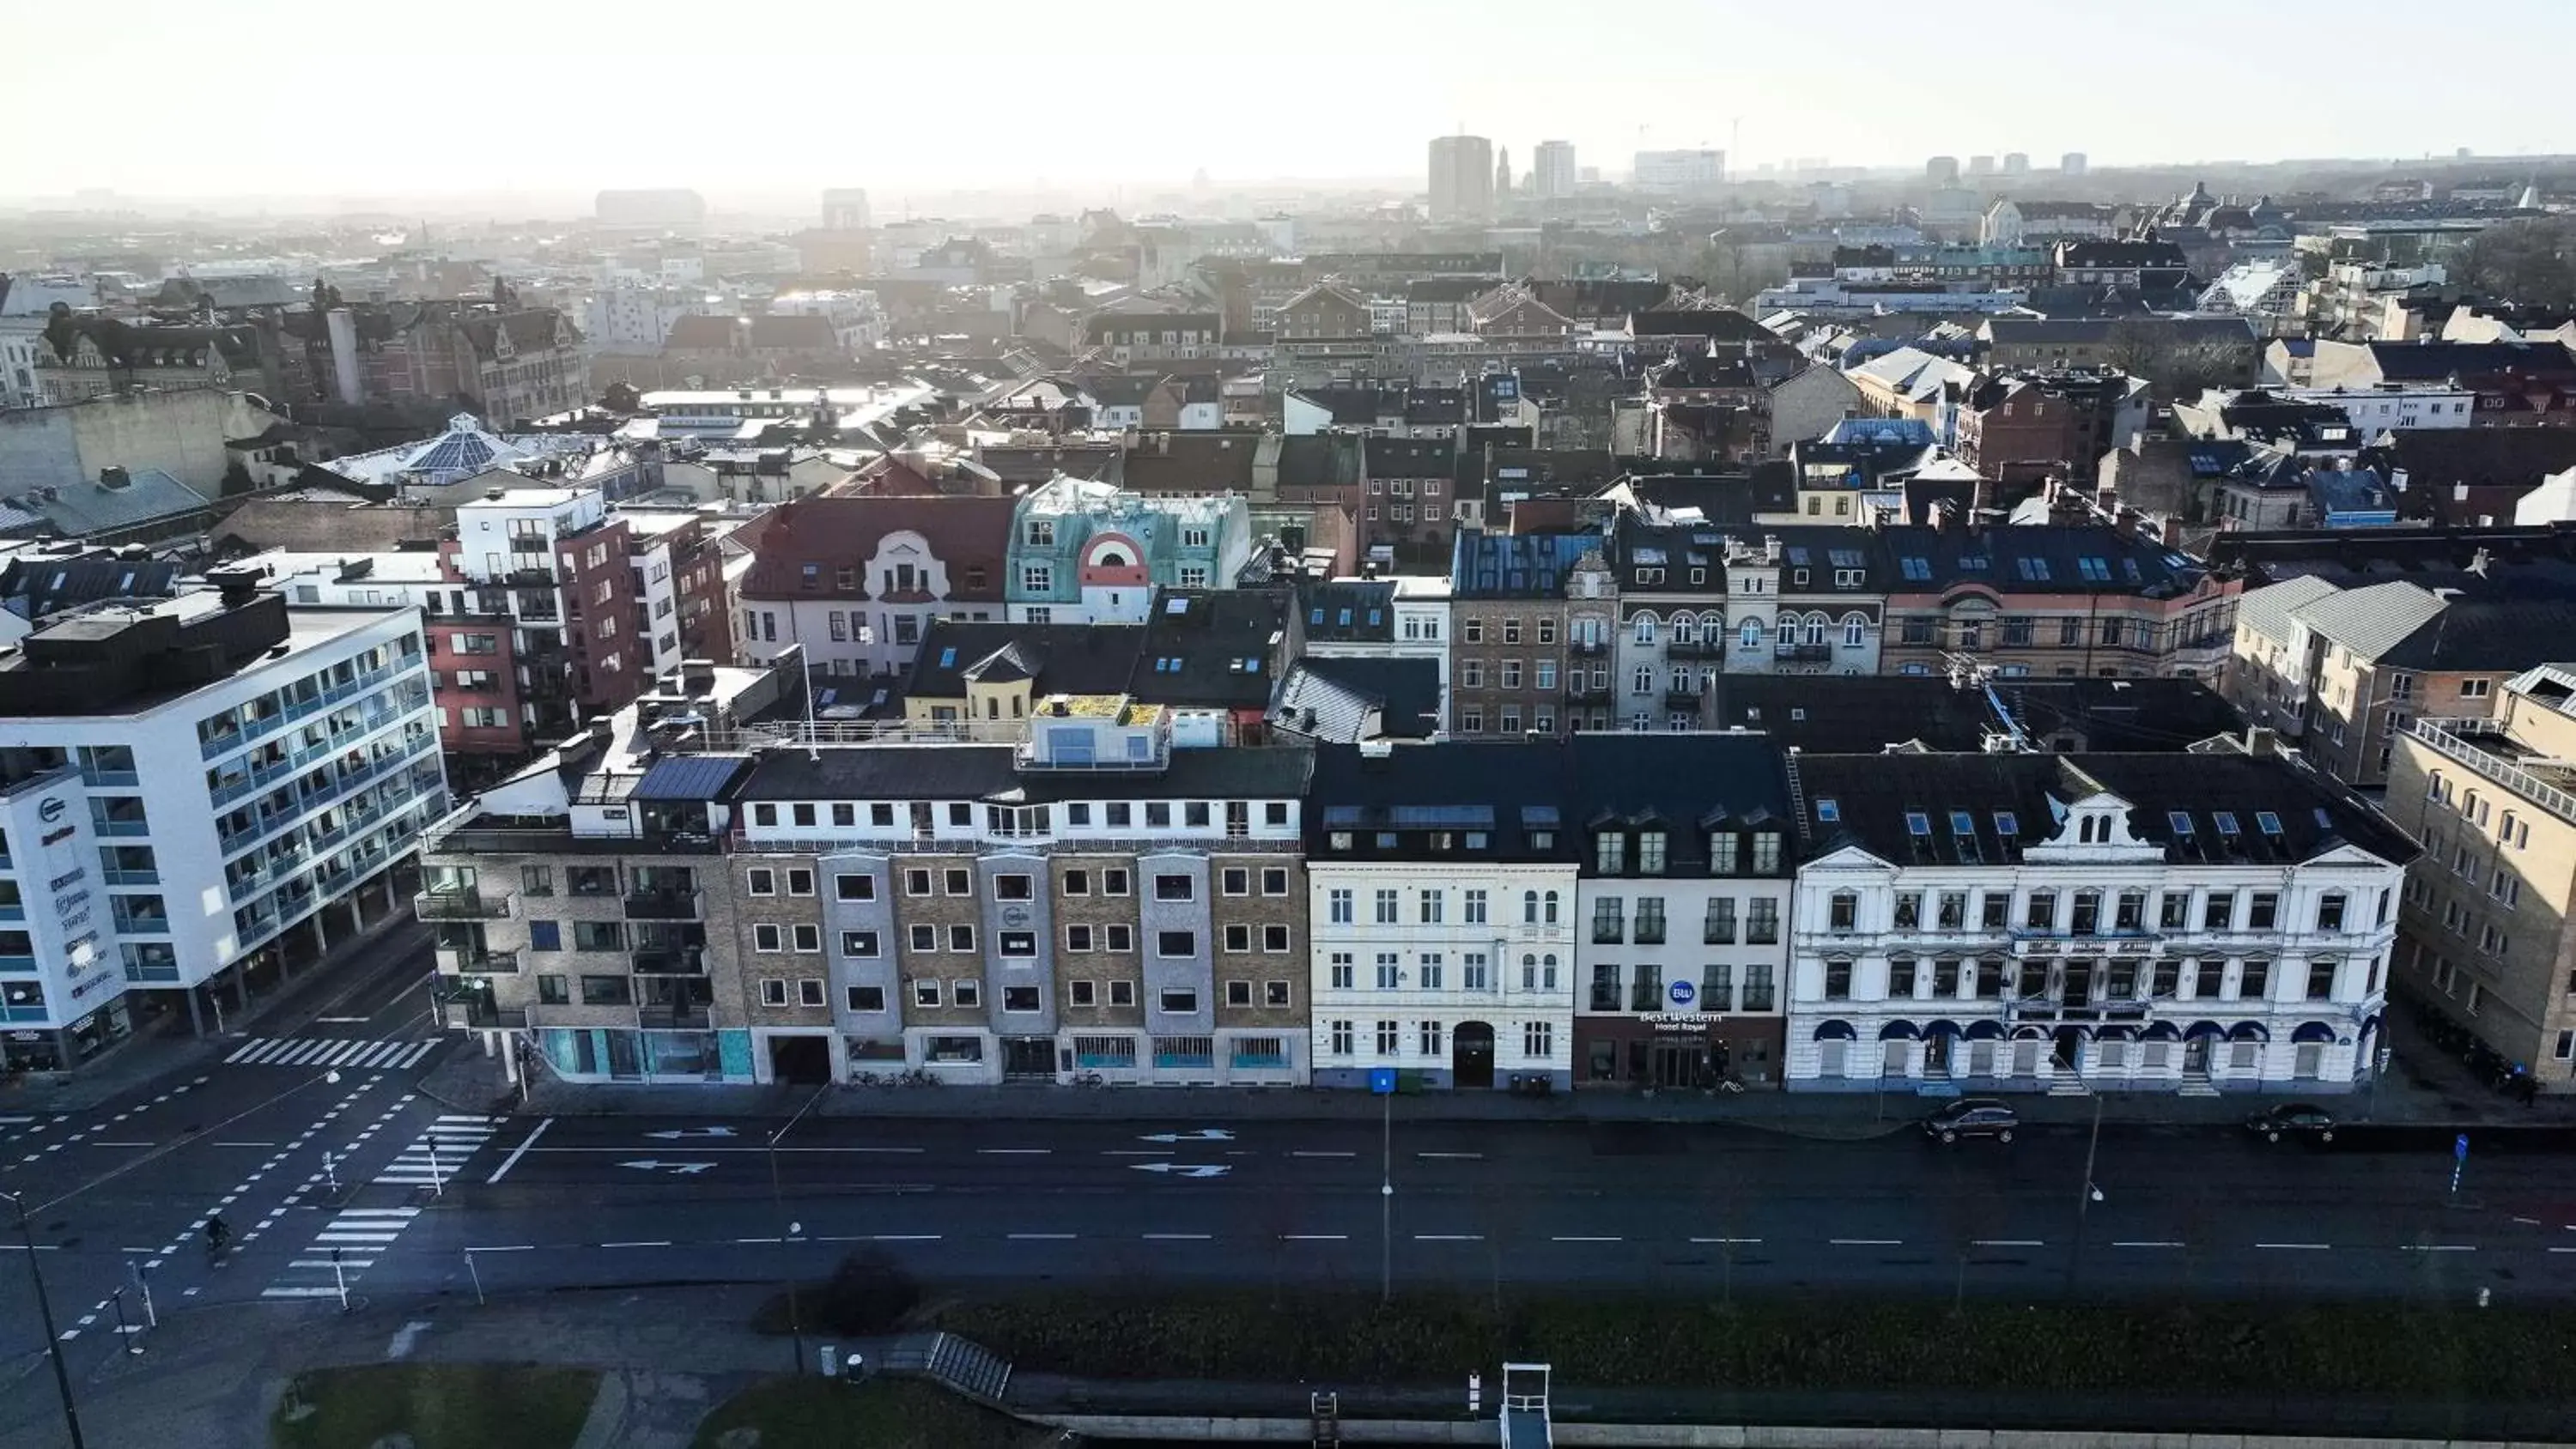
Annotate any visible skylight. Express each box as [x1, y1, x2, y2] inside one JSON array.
[[1994, 811, 2019, 836], [2168, 811, 2195, 834], [939, 647, 957, 668], [1900, 557, 1932, 581], [2256, 810, 2285, 835], [1815, 799, 1840, 822], [2213, 811, 2240, 836], [1949, 810, 1976, 835], [1905, 811, 1933, 836]]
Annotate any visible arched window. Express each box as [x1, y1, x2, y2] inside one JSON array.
[[1632, 615, 1657, 645], [1540, 953, 1559, 988], [1670, 615, 1697, 645], [1543, 891, 1560, 924], [1805, 614, 1828, 646], [1522, 890, 1539, 924], [1521, 953, 1538, 988], [1844, 614, 1867, 647]]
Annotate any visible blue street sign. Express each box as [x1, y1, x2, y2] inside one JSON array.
[[1370, 1067, 1398, 1095], [2456, 1132, 2470, 1161]]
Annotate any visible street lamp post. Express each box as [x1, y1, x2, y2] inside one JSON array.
[[2064, 1094, 2105, 1294], [770, 1084, 829, 1373], [1380, 1087, 1393, 1306], [2, 1191, 85, 1449]]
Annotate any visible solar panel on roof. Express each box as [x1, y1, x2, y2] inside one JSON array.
[[1390, 805, 1496, 828], [631, 755, 749, 802], [1520, 805, 1561, 826]]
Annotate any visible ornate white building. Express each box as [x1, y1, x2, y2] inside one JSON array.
[[1786, 752, 2413, 1094]]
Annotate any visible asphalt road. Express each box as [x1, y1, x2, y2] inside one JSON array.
[[3, 938, 2576, 1437]]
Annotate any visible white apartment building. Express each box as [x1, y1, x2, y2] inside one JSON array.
[[0, 573, 444, 1071], [1787, 752, 2412, 1094], [1306, 743, 1579, 1091]]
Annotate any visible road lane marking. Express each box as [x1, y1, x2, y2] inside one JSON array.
[[1008, 1233, 1077, 1240], [1692, 1237, 1763, 1245], [1413, 1234, 1481, 1242], [976, 1149, 1050, 1155], [2513, 1216, 2542, 1225], [1291, 1150, 1356, 1158], [87, 1142, 152, 1149], [602, 1241, 672, 1249], [736, 1236, 783, 1245], [1418, 1151, 1483, 1160], [467, 1245, 536, 1252], [1283, 1234, 1348, 1241], [214, 1141, 276, 1149], [2549, 1246, 2576, 1254], [2257, 1242, 2330, 1251], [1105, 1150, 1173, 1157], [1973, 1239, 2044, 1247], [1552, 1235, 1620, 1243], [2403, 1245, 2475, 1252], [1831, 1239, 1902, 1246], [865, 1234, 940, 1242], [487, 1117, 554, 1185], [1141, 1233, 1212, 1240], [2114, 1241, 2186, 1248]]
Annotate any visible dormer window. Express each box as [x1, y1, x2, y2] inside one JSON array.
[[1638, 829, 1667, 875], [1595, 832, 1625, 873]]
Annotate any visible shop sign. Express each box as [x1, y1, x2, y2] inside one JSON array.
[[6, 1032, 39, 1044], [1642, 1011, 1727, 1032], [1668, 980, 1697, 1007]]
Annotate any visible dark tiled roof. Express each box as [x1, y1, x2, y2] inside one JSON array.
[[1299, 580, 1397, 642], [1121, 433, 1258, 494], [1276, 434, 1363, 490], [738, 494, 1016, 601], [2361, 428, 2576, 489], [1795, 753, 2416, 868], [0, 553, 182, 620], [1271, 658, 1443, 742], [1365, 436, 1452, 478], [749, 315, 840, 350], [2360, 340, 2576, 383], [1131, 588, 1291, 709], [902, 621, 1143, 699], [1874, 524, 2208, 597], [1630, 309, 1771, 341]]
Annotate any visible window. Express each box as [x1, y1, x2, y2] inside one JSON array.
[[2026, 891, 2056, 931], [793, 924, 821, 953], [746, 868, 776, 896], [1889, 958, 1917, 999], [2249, 893, 2279, 930], [1106, 925, 1133, 952], [1375, 888, 1399, 924], [1742, 964, 1777, 1012], [1523, 1021, 1554, 1058], [914, 979, 942, 1008], [537, 974, 568, 1005], [1376, 1020, 1402, 1054], [908, 924, 937, 952], [2239, 958, 2270, 1000], [1328, 888, 1353, 924], [905, 868, 932, 896], [753, 924, 784, 953], [2204, 892, 2234, 931], [841, 930, 880, 958], [1330, 1020, 1355, 1055], [1104, 868, 1132, 896], [1704, 898, 1736, 944], [1157, 930, 1197, 957], [1224, 924, 1251, 953], [1746, 899, 1779, 944], [948, 924, 975, 953], [2317, 893, 2348, 932], [1828, 893, 1857, 931], [1154, 873, 1194, 903], [945, 868, 972, 895], [835, 873, 875, 901], [2305, 959, 2337, 1000], [953, 979, 981, 1009], [1824, 959, 1853, 1000], [1109, 980, 1135, 1006], [582, 975, 633, 1006]]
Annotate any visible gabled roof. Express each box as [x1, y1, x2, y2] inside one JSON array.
[[737, 494, 1016, 601], [1449, 529, 1596, 598], [1299, 579, 1398, 642], [1795, 752, 2414, 868], [902, 621, 1143, 698], [2233, 575, 2341, 646]]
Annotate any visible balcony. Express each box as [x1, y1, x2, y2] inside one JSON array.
[[632, 948, 707, 975], [1775, 642, 1836, 663], [435, 948, 519, 975], [1663, 637, 1724, 660], [1662, 685, 1707, 709], [415, 888, 515, 920], [1565, 676, 1611, 701], [623, 888, 704, 920], [1569, 637, 1611, 658], [442, 1000, 528, 1031], [1634, 923, 1667, 946], [642, 1002, 712, 1030]]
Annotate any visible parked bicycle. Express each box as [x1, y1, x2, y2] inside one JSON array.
[[1071, 1070, 1107, 1088]]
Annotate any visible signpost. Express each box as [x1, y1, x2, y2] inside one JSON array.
[[1373, 1067, 1397, 1305]]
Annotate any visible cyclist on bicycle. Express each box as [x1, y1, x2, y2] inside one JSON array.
[[204, 1213, 231, 1254]]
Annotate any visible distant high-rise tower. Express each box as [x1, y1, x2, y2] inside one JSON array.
[[2061, 152, 2088, 177], [1967, 155, 1996, 177], [1495, 146, 1513, 200], [821, 187, 870, 230], [2002, 152, 2030, 176], [1534, 140, 1577, 199], [1428, 134, 1496, 223], [1926, 155, 1961, 184]]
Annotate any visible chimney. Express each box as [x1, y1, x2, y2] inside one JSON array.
[[2244, 724, 2278, 757], [680, 658, 718, 697]]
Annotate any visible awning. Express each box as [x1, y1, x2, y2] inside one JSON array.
[[2011, 1025, 2050, 1040], [1923, 1020, 1965, 1039], [1812, 1019, 1856, 1041], [2184, 1021, 2226, 1041], [2141, 1021, 2182, 1041], [1961, 1021, 2006, 1040], [2228, 1021, 2270, 1043], [1879, 1020, 1920, 1040], [2094, 1024, 2138, 1042], [2291, 1021, 2338, 1045]]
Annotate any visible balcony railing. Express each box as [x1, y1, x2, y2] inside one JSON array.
[[1662, 686, 1707, 708], [1569, 638, 1611, 658], [434, 949, 519, 975], [1565, 677, 1611, 700], [2410, 717, 2576, 823], [623, 888, 704, 920], [1663, 637, 1724, 660], [415, 888, 515, 920], [443, 1001, 528, 1031], [632, 948, 707, 975], [1776, 642, 1836, 663], [642, 1003, 712, 1029]]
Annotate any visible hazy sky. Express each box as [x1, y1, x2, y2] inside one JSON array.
[[22, 0, 2574, 205]]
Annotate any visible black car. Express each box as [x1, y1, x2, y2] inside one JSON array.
[[1923, 1099, 2018, 1143], [2245, 1102, 2336, 1143]]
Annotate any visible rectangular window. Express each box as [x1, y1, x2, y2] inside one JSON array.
[[1157, 930, 1197, 957], [1523, 1021, 1554, 1058], [792, 924, 821, 953], [914, 979, 942, 1008], [580, 975, 633, 1006], [835, 874, 875, 901], [753, 924, 784, 953], [947, 924, 975, 953], [841, 930, 879, 957], [953, 979, 981, 1009], [1106, 925, 1133, 953]]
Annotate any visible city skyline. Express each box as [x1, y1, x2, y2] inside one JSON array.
[[13, 0, 2574, 206]]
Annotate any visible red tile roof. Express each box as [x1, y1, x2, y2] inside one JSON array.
[[738, 494, 1016, 601]]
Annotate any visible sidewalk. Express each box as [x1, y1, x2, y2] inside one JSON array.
[[10, 911, 428, 1113], [420, 1022, 2576, 1137]]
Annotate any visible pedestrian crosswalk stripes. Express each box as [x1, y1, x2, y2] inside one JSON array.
[[261, 1205, 418, 1300], [376, 1114, 502, 1187], [222, 1037, 441, 1070]]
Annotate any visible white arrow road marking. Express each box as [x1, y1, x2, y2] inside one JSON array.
[[617, 1160, 716, 1175], [1128, 1161, 1230, 1178], [645, 1127, 738, 1140], [1139, 1130, 1236, 1143]]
